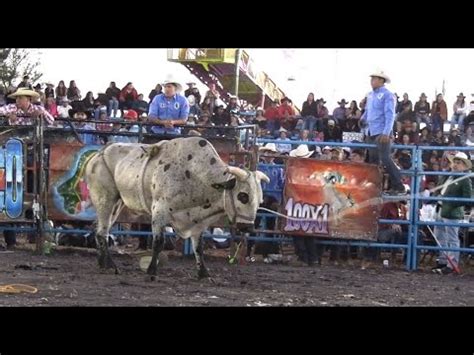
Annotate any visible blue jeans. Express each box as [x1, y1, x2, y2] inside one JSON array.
[[431, 114, 443, 132], [433, 218, 461, 268], [303, 116, 319, 132], [108, 98, 119, 118], [450, 113, 465, 130], [367, 134, 404, 191]]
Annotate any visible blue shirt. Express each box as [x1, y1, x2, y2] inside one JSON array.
[[148, 93, 190, 135], [361, 86, 396, 136]]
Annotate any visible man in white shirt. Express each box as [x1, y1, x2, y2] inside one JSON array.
[[57, 98, 72, 119]]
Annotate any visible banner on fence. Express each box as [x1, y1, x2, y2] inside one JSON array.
[[282, 158, 383, 240]]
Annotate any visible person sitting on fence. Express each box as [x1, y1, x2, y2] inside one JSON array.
[[432, 152, 472, 275], [148, 77, 189, 136], [301, 93, 319, 133], [0, 87, 55, 126], [431, 94, 448, 133], [67, 80, 82, 103], [105, 81, 121, 118], [414, 93, 431, 129]]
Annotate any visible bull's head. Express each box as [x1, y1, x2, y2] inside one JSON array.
[[212, 166, 270, 229]]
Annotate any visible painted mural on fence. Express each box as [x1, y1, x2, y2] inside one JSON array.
[[282, 159, 383, 240], [0, 139, 25, 220], [50, 145, 101, 221]]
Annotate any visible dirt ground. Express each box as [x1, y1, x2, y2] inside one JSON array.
[[1, 239, 474, 306]]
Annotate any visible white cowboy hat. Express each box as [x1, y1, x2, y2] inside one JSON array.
[[290, 144, 314, 158], [162, 76, 182, 91], [369, 70, 391, 84], [259, 143, 278, 153], [279, 127, 288, 133], [323, 145, 331, 151], [212, 228, 227, 243], [8, 88, 40, 99], [448, 152, 472, 169]]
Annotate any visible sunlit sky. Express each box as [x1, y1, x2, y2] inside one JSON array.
[[34, 48, 474, 111]]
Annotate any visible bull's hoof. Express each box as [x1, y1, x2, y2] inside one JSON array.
[[144, 275, 156, 282], [198, 268, 211, 279]]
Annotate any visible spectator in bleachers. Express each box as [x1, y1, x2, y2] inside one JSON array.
[[93, 99, 107, 119], [57, 98, 72, 119], [419, 126, 432, 145], [184, 82, 201, 103], [204, 82, 220, 114], [333, 99, 349, 126], [211, 104, 230, 127], [264, 99, 280, 135], [254, 107, 267, 129], [33, 84, 46, 105], [119, 82, 138, 116], [132, 94, 149, 116], [45, 96, 58, 118], [5, 86, 16, 105], [67, 80, 82, 102], [226, 95, 240, 114], [55, 80, 67, 104], [317, 98, 330, 125], [45, 82, 55, 99], [0, 86, 5, 106], [463, 100, 474, 128], [301, 93, 319, 132], [431, 128, 447, 146], [70, 107, 97, 145], [323, 119, 343, 142], [451, 92, 467, 131], [275, 127, 292, 154], [278, 97, 297, 131], [414, 93, 431, 129], [105, 81, 120, 118], [320, 146, 332, 160], [463, 126, 474, 146], [187, 95, 201, 117], [432, 152, 472, 274], [397, 93, 412, 114], [447, 127, 462, 146], [342, 101, 361, 132], [431, 93, 448, 132], [200, 97, 212, 114], [350, 148, 366, 163], [396, 119, 418, 144], [196, 111, 214, 136], [82, 91, 95, 114], [148, 84, 162, 104], [347, 100, 361, 119], [148, 77, 189, 135], [17, 75, 32, 89], [330, 147, 342, 161]]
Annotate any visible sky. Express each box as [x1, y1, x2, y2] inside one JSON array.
[[35, 48, 474, 111]]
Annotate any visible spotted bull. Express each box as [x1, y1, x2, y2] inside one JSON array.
[[84, 137, 269, 279]]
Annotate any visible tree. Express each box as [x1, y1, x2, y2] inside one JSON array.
[[0, 48, 42, 90]]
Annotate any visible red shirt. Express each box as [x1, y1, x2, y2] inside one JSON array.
[[264, 106, 280, 121], [278, 104, 295, 118]]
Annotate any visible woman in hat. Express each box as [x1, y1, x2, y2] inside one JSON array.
[[432, 152, 472, 274], [0, 88, 54, 126], [45, 82, 55, 99], [119, 82, 138, 116], [451, 93, 467, 131]]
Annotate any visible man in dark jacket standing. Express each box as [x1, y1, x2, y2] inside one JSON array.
[[433, 152, 472, 274]]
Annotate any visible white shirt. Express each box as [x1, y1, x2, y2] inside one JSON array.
[[57, 105, 72, 118]]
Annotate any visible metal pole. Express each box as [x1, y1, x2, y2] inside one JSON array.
[[234, 49, 242, 98]]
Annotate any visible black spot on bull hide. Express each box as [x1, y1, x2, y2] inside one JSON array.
[[210, 157, 216, 165], [199, 140, 207, 147], [185, 170, 191, 179], [164, 164, 171, 172], [188, 154, 193, 161]]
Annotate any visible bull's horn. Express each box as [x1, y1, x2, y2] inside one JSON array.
[[226, 166, 250, 181], [256, 171, 270, 184]]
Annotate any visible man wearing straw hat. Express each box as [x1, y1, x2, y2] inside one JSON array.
[[148, 76, 190, 135], [361, 70, 405, 196], [0, 87, 54, 126], [432, 152, 472, 275]]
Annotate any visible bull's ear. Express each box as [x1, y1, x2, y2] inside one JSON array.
[[212, 178, 236, 191]]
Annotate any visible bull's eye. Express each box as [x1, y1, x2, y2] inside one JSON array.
[[237, 192, 249, 204]]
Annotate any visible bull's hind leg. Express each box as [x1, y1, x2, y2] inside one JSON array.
[[86, 154, 121, 273], [191, 234, 211, 279]]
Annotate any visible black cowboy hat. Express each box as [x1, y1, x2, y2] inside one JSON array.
[[319, 98, 327, 104], [338, 99, 349, 105], [68, 107, 92, 119]]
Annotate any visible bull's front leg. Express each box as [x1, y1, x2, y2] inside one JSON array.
[[191, 234, 214, 283], [146, 208, 166, 281]]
